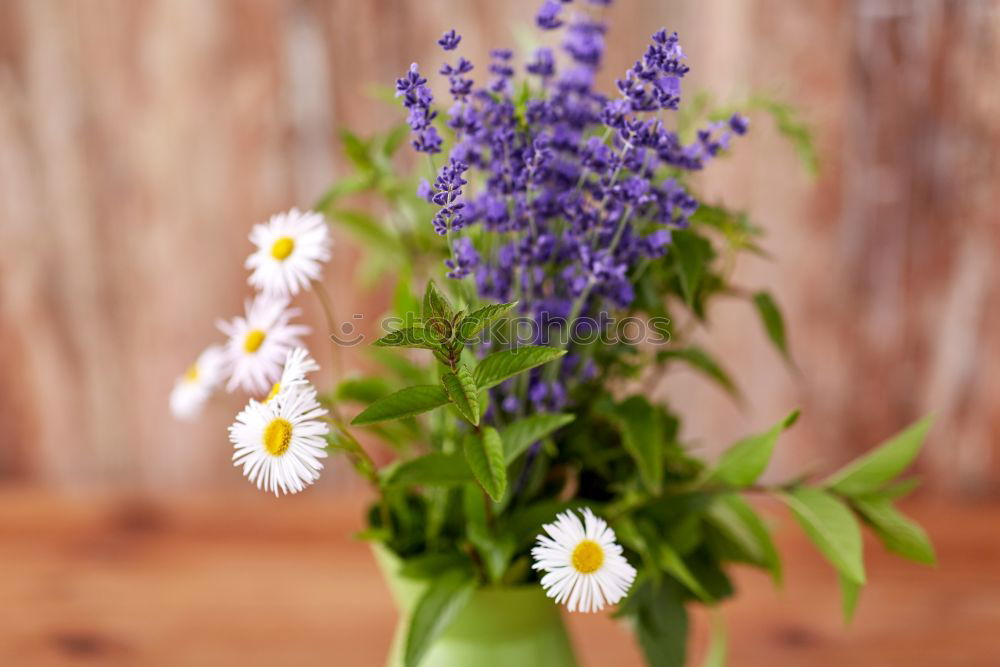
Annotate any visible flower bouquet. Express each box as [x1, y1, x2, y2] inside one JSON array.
[[172, 2, 935, 665]]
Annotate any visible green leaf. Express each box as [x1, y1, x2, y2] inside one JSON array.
[[705, 493, 782, 586], [328, 209, 399, 251], [423, 280, 454, 322], [839, 573, 861, 624], [603, 396, 664, 494], [752, 291, 791, 361], [472, 346, 566, 390], [656, 346, 740, 400], [657, 540, 711, 601], [780, 488, 865, 584], [312, 174, 372, 213], [334, 377, 393, 404], [441, 365, 480, 426], [671, 229, 710, 305], [709, 411, 799, 487], [748, 94, 820, 177], [381, 452, 471, 487], [627, 579, 689, 667], [403, 570, 475, 667], [701, 610, 728, 667], [381, 123, 410, 157], [825, 416, 933, 496], [499, 413, 575, 464], [456, 301, 517, 343], [462, 427, 507, 502], [853, 497, 936, 565], [351, 385, 450, 425], [399, 552, 472, 580], [374, 327, 442, 351], [339, 128, 373, 171]]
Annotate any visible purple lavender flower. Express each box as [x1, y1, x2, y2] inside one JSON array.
[[431, 158, 469, 235], [445, 237, 481, 279], [396, 63, 441, 154], [536, 0, 564, 30], [438, 29, 461, 51]]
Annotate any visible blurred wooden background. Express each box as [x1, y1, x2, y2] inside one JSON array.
[[0, 0, 998, 494]]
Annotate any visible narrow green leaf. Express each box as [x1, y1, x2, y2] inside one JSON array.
[[710, 411, 799, 487], [403, 570, 475, 667], [780, 488, 865, 584], [705, 493, 782, 586], [603, 396, 664, 494], [399, 552, 471, 580], [334, 377, 393, 404], [312, 174, 372, 213], [499, 413, 575, 463], [328, 209, 399, 251], [657, 540, 711, 602], [351, 385, 450, 425], [472, 346, 566, 390], [656, 346, 740, 400], [839, 573, 861, 624], [825, 416, 933, 496], [463, 427, 507, 502], [853, 497, 936, 565], [456, 301, 517, 343], [374, 327, 442, 351], [672, 229, 709, 305], [752, 291, 790, 360], [381, 452, 471, 487], [441, 365, 480, 426], [701, 609, 728, 667], [381, 123, 410, 157], [339, 128, 373, 170]]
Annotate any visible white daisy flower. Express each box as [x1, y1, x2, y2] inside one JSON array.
[[217, 295, 309, 395], [263, 347, 320, 403], [531, 508, 637, 613], [169, 344, 225, 421], [229, 383, 330, 496], [246, 208, 332, 297]]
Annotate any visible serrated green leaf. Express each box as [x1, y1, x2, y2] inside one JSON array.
[[381, 452, 472, 487], [403, 570, 475, 667], [825, 416, 933, 496], [423, 280, 454, 322], [839, 573, 861, 624], [603, 396, 664, 494], [352, 385, 450, 425], [441, 365, 480, 426], [457, 301, 517, 343], [657, 346, 740, 400], [500, 413, 575, 463], [705, 493, 782, 586], [671, 229, 710, 305], [781, 488, 865, 584], [853, 497, 936, 565], [752, 291, 790, 361], [709, 411, 799, 487], [472, 346, 566, 390], [462, 427, 507, 502], [375, 327, 442, 351]]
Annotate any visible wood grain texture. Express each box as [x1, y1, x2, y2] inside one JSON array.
[[0, 0, 997, 491], [0, 489, 996, 666]]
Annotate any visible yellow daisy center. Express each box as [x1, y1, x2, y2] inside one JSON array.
[[244, 329, 266, 353], [265, 382, 281, 403], [263, 418, 293, 457], [571, 540, 604, 574], [184, 364, 199, 382], [271, 236, 295, 260]]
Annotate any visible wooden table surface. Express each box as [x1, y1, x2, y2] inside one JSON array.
[[1, 488, 997, 666]]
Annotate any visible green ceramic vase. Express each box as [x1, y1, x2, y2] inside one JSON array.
[[373, 544, 578, 667]]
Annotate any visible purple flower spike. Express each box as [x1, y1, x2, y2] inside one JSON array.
[[438, 29, 461, 51]]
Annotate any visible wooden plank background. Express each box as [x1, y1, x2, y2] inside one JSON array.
[[0, 0, 997, 493]]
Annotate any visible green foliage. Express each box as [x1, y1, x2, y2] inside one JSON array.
[[382, 452, 471, 487], [752, 291, 791, 361], [824, 416, 933, 496], [601, 396, 665, 494], [671, 229, 712, 306], [656, 346, 740, 400], [781, 488, 865, 585], [463, 427, 507, 502], [708, 411, 799, 486], [456, 302, 517, 343], [620, 579, 689, 667], [404, 570, 476, 667], [705, 493, 782, 585], [852, 497, 936, 565], [352, 385, 450, 425], [499, 413, 575, 463], [472, 346, 566, 390], [441, 365, 480, 426]]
